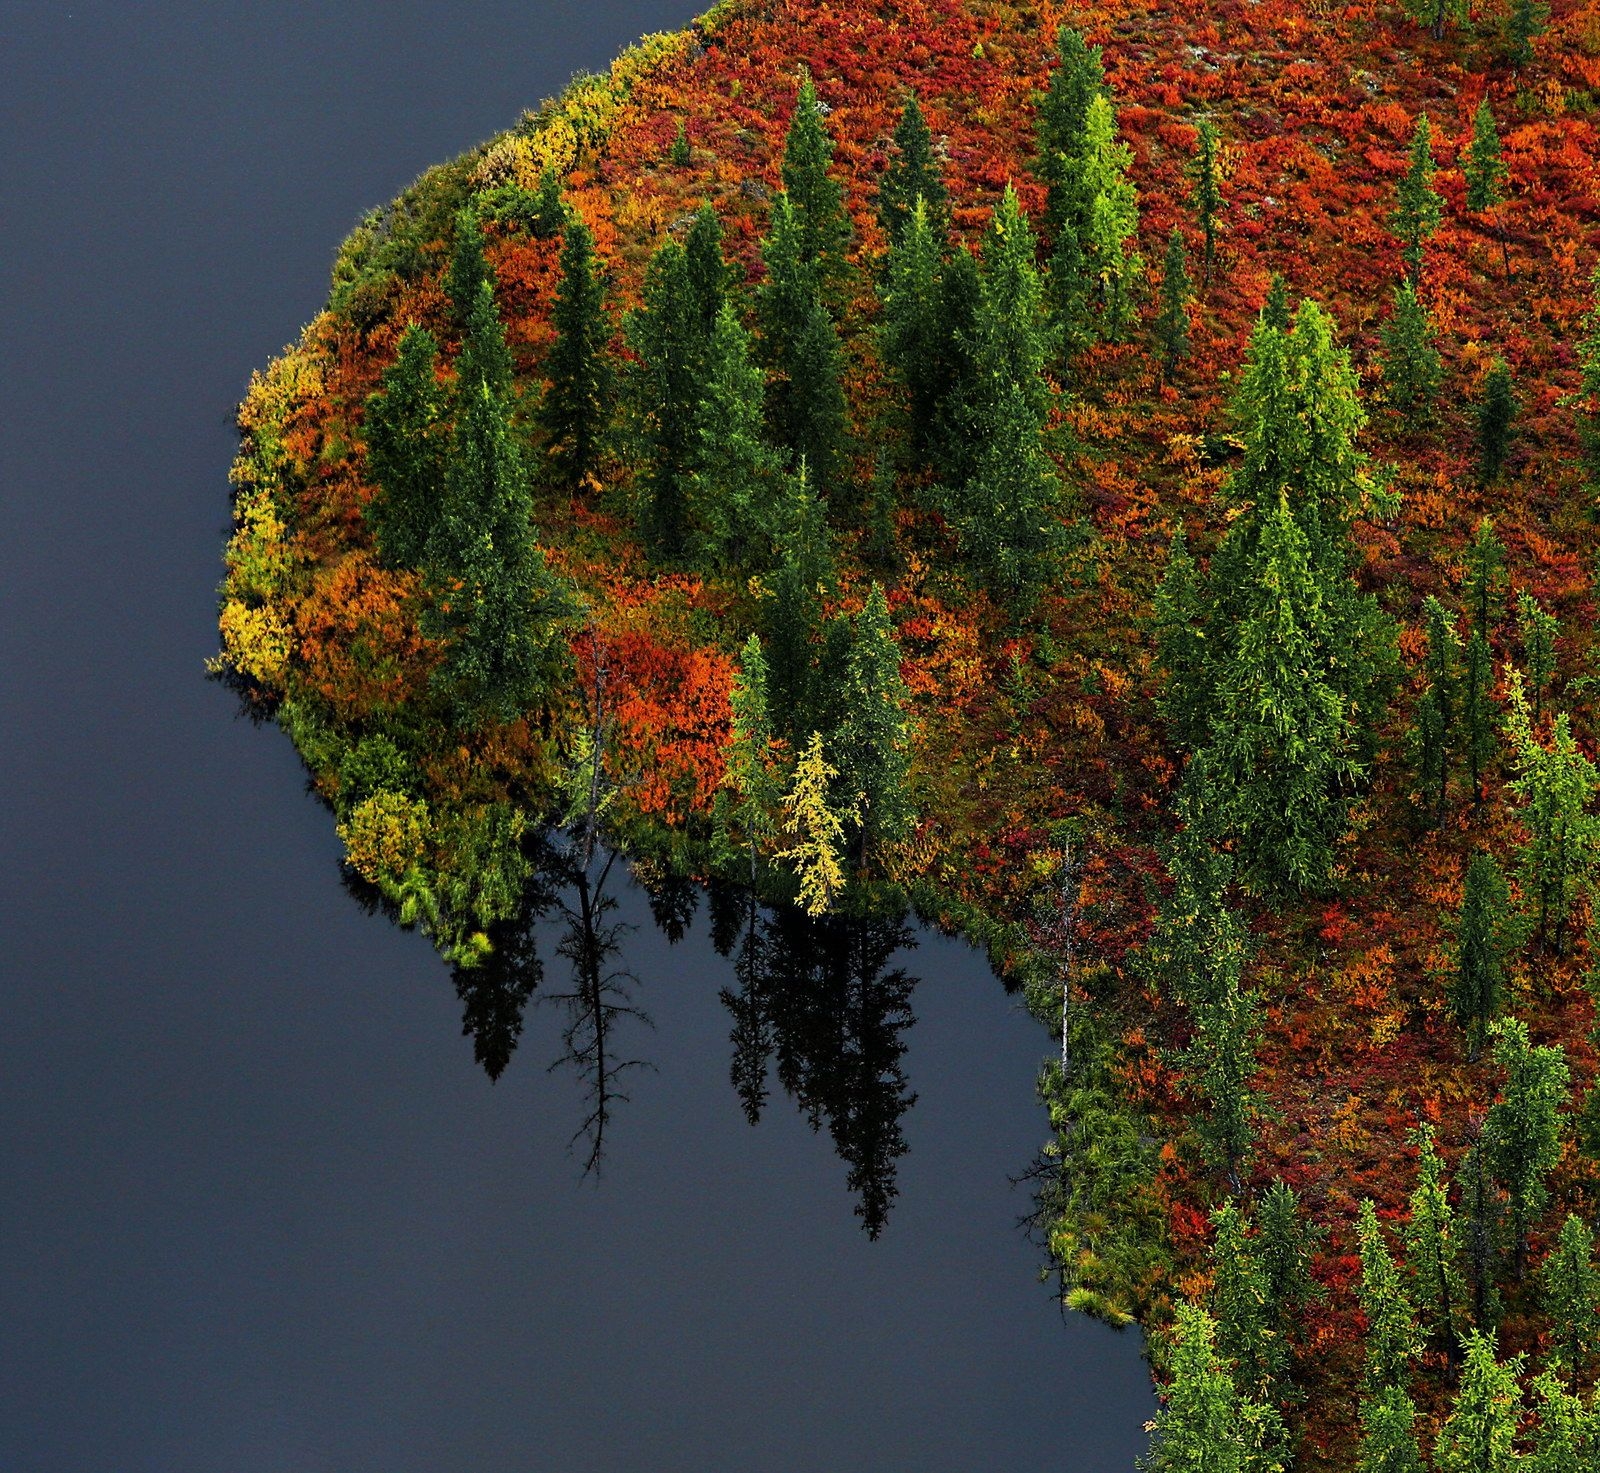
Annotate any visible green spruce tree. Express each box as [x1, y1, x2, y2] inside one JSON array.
[[1538, 1212, 1599, 1377], [1504, 670, 1599, 949], [1209, 1201, 1287, 1401], [1356, 1198, 1422, 1393], [945, 187, 1063, 610], [879, 195, 948, 473], [1526, 1369, 1597, 1473], [1452, 852, 1514, 1061], [446, 204, 492, 331], [1393, 114, 1443, 287], [1182, 949, 1265, 1193], [1517, 589, 1559, 722], [1256, 1178, 1326, 1352], [689, 302, 782, 566], [1415, 595, 1462, 819], [1381, 278, 1442, 430], [424, 280, 574, 723], [781, 73, 853, 290], [683, 204, 732, 336], [1081, 93, 1142, 336], [1191, 118, 1224, 295], [1485, 1015, 1570, 1275], [834, 583, 914, 866], [1465, 99, 1511, 279], [540, 219, 614, 494], [876, 91, 948, 247], [364, 324, 448, 568], [1434, 1330, 1524, 1473], [1404, 1122, 1468, 1357], [1357, 1385, 1426, 1473], [1478, 358, 1518, 484], [757, 193, 849, 495], [762, 464, 837, 745], [1504, 0, 1550, 71], [1156, 227, 1193, 379]]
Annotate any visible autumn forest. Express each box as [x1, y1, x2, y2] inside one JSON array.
[[213, 0, 1600, 1462]]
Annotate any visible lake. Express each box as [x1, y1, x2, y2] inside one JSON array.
[[2, 1, 1156, 1465]]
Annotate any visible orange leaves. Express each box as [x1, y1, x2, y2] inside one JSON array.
[[294, 553, 435, 718], [574, 624, 735, 823]]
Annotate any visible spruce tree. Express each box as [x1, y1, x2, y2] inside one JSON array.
[[531, 168, 567, 238], [1143, 1304, 1264, 1473], [1380, 278, 1441, 430], [1478, 359, 1518, 483], [1081, 93, 1142, 336], [447, 204, 491, 330], [1538, 1212, 1599, 1376], [834, 583, 914, 867], [928, 246, 984, 489], [1465, 99, 1511, 279], [1526, 1369, 1596, 1473], [1182, 953, 1265, 1192], [540, 219, 614, 494], [1452, 852, 1513, 1061], [1404, 1122, 1468, 1357], [945, 187, 1063, 610], [1186, 489, 1360, 893], [762, 464, 837, 744], [1154, 527, 1211, 756], [1191, 118, 1224, 294], [625, 239, 701, 558], [1485, 1015, 1570, 1276], [1393, 114, 1442, 287], [1434, 1330, 1524, 1473], [1504, 671, 1599, 949], [1035, 25, 1106, 247], [1462, 1124, 1505, 1328], [1256, 1178, 1326, 1349], [1173, 300, 1395, 894], [683, 204, 732, 337], [1517, 589, 1559, 722], [781, 73, 852, 289], [757, 193, 848, 495], [1415, 595, 1462, 818], [424, 280, 574, 723], [1209, 1201, 1287, 1400], [689, 302, 782, 566], [1145, 805, 1250, 1012], [1404, 0, 1467, 41], [879, 195, 947, 471], [1357, 1385, 1426, 1473], [364, 324, 448, 568], [1356, 1198, 1422, 1393], [1504, 0, 1550, 71], [876, 92, 948, 247], [668, 118, 691, 167], [1261, 273, 1291, 330], [1156, 227, 1193, 379]]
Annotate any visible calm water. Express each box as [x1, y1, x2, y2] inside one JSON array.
[[3, 2, 1155, 1466]]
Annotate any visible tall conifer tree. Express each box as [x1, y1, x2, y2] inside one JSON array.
[[1404, 1122, 1467, 1357], [1393, 114, 1442, 287], [1538, 1212, 1599, 1376], [781, 73, 852, 289], [1478, 359, 1518, 484], [424, 280, 573, 722], [1452, 852, 1513, 1061], [1356, 1198, 1422, 1393], [876, 92, 948, 247], [1415, 595, 1462, 818], [540, 219, 614, 494], [1465, 99, 1511, 279], [1357, 1386, 1426, 1473], [1381, 279, 1441, 429], [1435, 1331, 1524, 1473], [1156, 228, 1193, 378], [364, 325, 448, 568], [834, 583, 914, 866], [1485, 1016, 1570, 1276], [1191, 119, 1224, 294], [879, 196, 947, 472]]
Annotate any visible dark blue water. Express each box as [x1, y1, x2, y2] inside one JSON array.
[[3, 2, 1155, 1467]]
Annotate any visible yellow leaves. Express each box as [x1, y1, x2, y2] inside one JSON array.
[[337, 790, 430, 886], [1327, 1092, 1363, 1150], [216, 599, 292, 686], [472, 134, 543, 191], [779, 732, 848, 916]]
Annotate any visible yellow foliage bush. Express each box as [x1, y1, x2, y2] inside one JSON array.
[[217, 599, 292, 686], [338, 791, 430, 886]]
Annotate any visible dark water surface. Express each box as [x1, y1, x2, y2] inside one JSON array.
[[4, 2, 1155, 1466]]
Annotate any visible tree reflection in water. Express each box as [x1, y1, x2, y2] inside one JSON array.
[[430, 852, 920, 1233]]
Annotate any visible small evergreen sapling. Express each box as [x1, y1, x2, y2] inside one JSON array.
[[1434, 1330, 1524, 1473], [1156, 227, 1193, 378], [539, 219, 614, 494], [1190, 118, 1224, 294], [875, 92, 948, 247], [1404, 1123, 1467, 1358], [1465, 99, 1511, 279], [1452, 853, 1513, 1062], [1356, 1385, 1426, 1473], [1356, 1198, 1422, 1393], [1478, 358, 1518, 484], [1516, 589, 1559, 722], [1485, 1016, 1570, 1276], [1380, 278, 1441, 429]]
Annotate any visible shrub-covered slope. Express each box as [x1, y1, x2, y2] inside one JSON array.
[[217, 0, 1600, 1461]]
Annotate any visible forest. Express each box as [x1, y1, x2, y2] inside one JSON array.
[[214, 0, 1600, 1463]]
